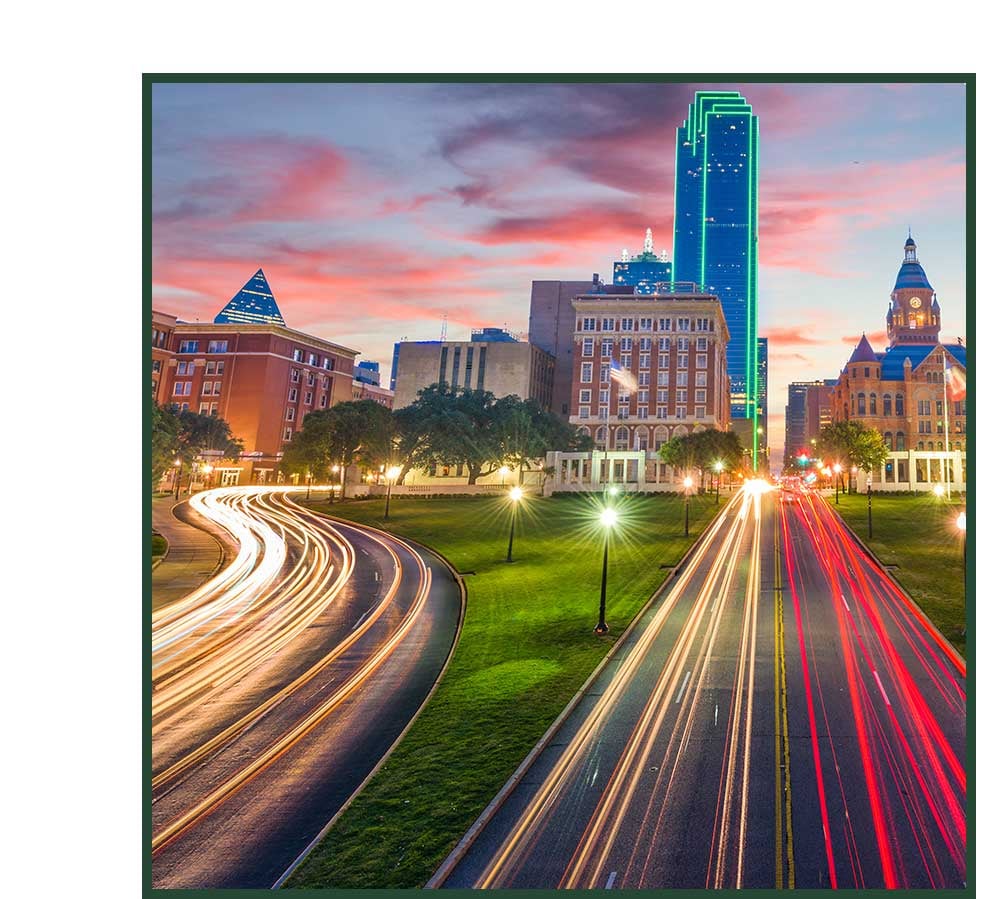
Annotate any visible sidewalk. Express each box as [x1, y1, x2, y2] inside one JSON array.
[[152, 495, 236, 612]]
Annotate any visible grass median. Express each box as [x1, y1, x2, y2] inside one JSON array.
[[285, 490, 726, 889], [826, 491, 965, 655]]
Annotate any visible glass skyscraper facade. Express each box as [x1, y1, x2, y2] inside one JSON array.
[[214, 268, 286, 326], [612, 228, 673, 294], [672, 91, 760, 464]]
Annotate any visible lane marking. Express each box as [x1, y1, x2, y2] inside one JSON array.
[[840, 593, 851, 613], [674, 670, 692, 704], [605, 871, 617, 889], [872, 669, 892, 707]]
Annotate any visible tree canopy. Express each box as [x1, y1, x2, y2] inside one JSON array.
[[816, 420, 889, 474], [657, 428, 744, 486], [152, 404, 244, 483]]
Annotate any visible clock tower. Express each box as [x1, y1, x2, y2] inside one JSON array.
[[886, 232, 940, 348]]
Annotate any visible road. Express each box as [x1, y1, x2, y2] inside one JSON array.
[[438, 484, 965, 890], [150, 486, 462, 889]]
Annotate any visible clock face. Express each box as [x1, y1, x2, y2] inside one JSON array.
[[909, 296, 922, 309]]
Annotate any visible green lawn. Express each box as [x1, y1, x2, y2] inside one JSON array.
[[151, 533, 167, 560], [285, 491, 724, 889], [827, 492, 966, 655]]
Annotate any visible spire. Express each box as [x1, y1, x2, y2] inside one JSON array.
[[847, 333, 878, 363], [214, 268, 285, 326], [644, 227, 654, 255]]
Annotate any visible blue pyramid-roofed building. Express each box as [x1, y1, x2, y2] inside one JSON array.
[[214, 269, 286, 326]]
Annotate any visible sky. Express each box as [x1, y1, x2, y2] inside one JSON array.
[[151, 81, 967, 463]]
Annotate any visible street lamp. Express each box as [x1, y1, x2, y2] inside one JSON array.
[[713, 460, 723, 504], [683, 475, 693, 537], [867, 481, 873, 538], [499, 465, 510, 486], [383, 465, 403, 520], [833, 463, 842, 504], [201, 463, 214, 492], [330, 463, 341, 502], [506, 486, 524, 562], [957, 511, 967, 609], [933, 483, 945, 498], [305, 470, 312, 501], [173, 458, 182, 501], [594, 506, 617, 635]]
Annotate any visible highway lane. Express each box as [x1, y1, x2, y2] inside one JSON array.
[[438, 484, 965, 889], [150, 487, 462, 889]]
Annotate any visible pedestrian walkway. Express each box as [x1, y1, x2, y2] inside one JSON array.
[[152, 495, 236, 612]]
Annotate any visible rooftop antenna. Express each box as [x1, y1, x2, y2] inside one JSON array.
[[440, 314, 448, 342]]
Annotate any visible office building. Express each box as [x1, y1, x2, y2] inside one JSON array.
[[672, 91, 760, 464], [354, 360, 381, 386], [392, 332, 555, 410], [613, 228, 673, 294], [529, 275, 629, 419], [783, 379, 837, 469], [567, 290, 730, 452]]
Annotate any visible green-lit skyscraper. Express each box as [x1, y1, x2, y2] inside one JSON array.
[[672, 91, 760, 466]]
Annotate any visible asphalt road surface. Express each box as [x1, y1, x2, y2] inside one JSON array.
[[438, 484, 965, 889], [150, 486, 462, 889]]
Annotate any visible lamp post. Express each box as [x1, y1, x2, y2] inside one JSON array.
[[594, 506, 617, 635], [713, 461, 723, 505], [683, 475, 693, 537], [383, 465, 402, 520], [330, 463, 341, 502], [833, 463, 842, 504], [305, 470, 312, 501], [867, 481, 873, 538], [173, 458, 182, 501], [499, 465, 510, 487], [506, 486, 523, 562], [957, 511, 967, 609], [851, 465, 858, 495], [202, 463, 214, 492]]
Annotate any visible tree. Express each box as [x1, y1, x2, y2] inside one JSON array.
[[495, 396, 593, 483], [152, 404, 243, 482], [658, 428, 743, 487], [152, 403, 181, 485], [817, 420, 888, 481]]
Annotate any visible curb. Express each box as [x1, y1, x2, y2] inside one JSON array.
[[271, 501, 468, 890], [823, 498, 965, 674], [169, 496, 229, 580], [425, 494, 733, 889]]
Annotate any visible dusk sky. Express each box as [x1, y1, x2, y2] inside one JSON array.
[[152, 81, 967, 460]]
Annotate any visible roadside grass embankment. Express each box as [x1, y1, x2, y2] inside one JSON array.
[[827, 491, 965, 656], [151, 533, 167, 562], [285, 490, 726, 889]]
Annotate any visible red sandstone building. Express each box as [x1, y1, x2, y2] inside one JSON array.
[[568, 291, 731, 453], [152, 310, 359, 485]]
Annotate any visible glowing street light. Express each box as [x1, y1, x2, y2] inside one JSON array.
[[383, 465, 403, 520], [594, 506, 618, 635], [173, 457, 182, 501], [713, 460, 723, 505], [933, 483, 945, 498], [833, 462, 842, 504], [956, 511, 966, 531], [499, 465, 510, 486], [201, 463, 214, 491], [506, 485, 524, 562], [683, 475, 694, 537], [329, 463, 341, 502]]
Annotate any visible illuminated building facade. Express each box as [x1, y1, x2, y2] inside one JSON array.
[[613, 228, 673, 294], [672, 91, 760, 465]]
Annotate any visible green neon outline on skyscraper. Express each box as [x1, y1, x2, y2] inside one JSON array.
[[672, 90, 759, 468]]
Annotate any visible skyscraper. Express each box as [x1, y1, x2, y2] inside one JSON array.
[[613, 228, 673, 294], [214, 268, 286, 326], [672, 91, 760, 465]]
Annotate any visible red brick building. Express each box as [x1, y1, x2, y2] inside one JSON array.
[[153, 312, 359, 484], [568, 291, 730, 452]]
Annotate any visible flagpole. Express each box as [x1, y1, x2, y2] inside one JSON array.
[[943, 353, 951, 500]]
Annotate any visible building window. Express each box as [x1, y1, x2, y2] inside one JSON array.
[[286, 407, 295, 421], [695, 389, 706, 403], [896, 394, 904, 416], [579, 406, 590, 419], [864, 367, 870, 378], [657, 406, 668, 419], [152, 360, 161, 373], [293, 349, 304, 362], [600, 339, 613, 357], [695, 372, 707, 387], [870, 393, 877, 414], [615, 427, 629, 449], [639, 354, 650, 370], [582, 338, 594, 357], [307, 353, 317, 366], [896, 432, 905, 451], [283, 427, 293, 441], [857, 394, 866, 415], [677, 354, 688, 370], [676, 389, 687, 404], [600, 365, 610, 384], [639, 337, 652, 352], [918, 399, 930, 416], [638, 390, 649, 404], [677, 317, 690, 332], [696, 337, 708, 351], [177, 361, 194, 375], [696, 318, 710, 332], [291, 369, 300, 383], [199, 402, 210, 415], [638, 407, 649, 419], [639, 318, 653, 331], [579, 389, 591, 404], [601, 318, 615, 331], [658, 337, 670, 352], [321, 393, 328, 408], [201, 381, 212, 396], [207, 340, 228, 353], [657, 372, 669, 387], [883, 393, 891, 415], [581, 363, 592, 383], [289, 388, 298, 402], [659, 318, 671, 331], [599, 389, 610, 404], [582, 317, 597, 332], [621, 354, 632, 368], [695, 406, 706, 419], [696, 354, 707, 369], [657, 389, 669, 403], [620, 337, 633, 352], [676, 372, 688, 387], [677, 337, 689, 351], [178, 340, 199, 353], [620, 318, 633, 331], [598, 406, 608, 420], [307, 372, 315, 386], [676, 406, 687, 419], [618, 405, 630, 420], [884, 432, 893, 450], [173, 381, 191, 396], [305, 391, 313, 405], [638, 372, 650, 386]]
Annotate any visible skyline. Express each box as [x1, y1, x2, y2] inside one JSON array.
[[152, 82, 967, 461]]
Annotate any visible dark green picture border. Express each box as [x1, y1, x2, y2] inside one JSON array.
[[143, 72, 974, 898]]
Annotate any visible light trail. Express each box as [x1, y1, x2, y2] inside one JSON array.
[[151, 486, 435, 858]]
